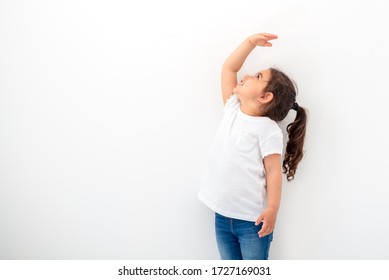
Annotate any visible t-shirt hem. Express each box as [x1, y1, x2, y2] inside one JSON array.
[[197, 193, 261, 222]]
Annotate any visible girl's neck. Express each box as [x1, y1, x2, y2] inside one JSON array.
[[240, 103, 264, 117]]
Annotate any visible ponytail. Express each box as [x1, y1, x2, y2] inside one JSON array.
[[282, 105, 307, 181], [263, 68, 307, 181]]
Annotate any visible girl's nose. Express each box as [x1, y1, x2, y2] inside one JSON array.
[[241, 75, 248, 83]]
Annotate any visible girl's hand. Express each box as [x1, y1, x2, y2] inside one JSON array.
[[248, 32, 278, 47], [255, 207, 278, 238]]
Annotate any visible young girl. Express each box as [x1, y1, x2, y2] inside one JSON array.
[[198, 32, 307, 260]]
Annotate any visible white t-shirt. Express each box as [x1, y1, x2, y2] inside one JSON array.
[[198, 94, 283, 222]]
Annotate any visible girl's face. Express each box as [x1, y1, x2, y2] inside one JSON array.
[[234, 69, 272, 103]]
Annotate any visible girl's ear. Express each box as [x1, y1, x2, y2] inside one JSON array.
[[258, 91, 273, 104]]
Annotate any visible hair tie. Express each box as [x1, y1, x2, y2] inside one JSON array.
[[292, 102, 299, 111]]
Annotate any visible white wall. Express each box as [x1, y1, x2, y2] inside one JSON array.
[[1, 0, 389, 259]]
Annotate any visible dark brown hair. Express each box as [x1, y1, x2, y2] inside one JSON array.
[[263, 68, 307, 181]]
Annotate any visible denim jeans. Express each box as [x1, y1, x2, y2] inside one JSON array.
[[215, 212, 273, 260]]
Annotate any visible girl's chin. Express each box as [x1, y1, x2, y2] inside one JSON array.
[[233, 85, 241, 93]]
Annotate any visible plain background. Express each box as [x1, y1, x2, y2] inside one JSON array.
[[1, 0, 389, 259]]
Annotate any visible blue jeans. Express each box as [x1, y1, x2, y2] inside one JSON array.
[[215, 212, 273, 260]]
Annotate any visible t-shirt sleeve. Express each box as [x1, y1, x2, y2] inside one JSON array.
[[260, 130, 283, 158], [223, 94, 239, 112]]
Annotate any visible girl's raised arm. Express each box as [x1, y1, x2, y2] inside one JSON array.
[[221, 33, 278, 104]]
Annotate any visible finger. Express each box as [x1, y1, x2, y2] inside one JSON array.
[[259, 227, 268, 237], [258, 221, 268, 236], [263, 225, 274, 236], [262, 32, 278, 39], [259, 222, 274, 237], [255, 215, 264, 226], [259, 227, 272, 238], [264, 42, 273, 47], [260, 229, 272, 238]]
